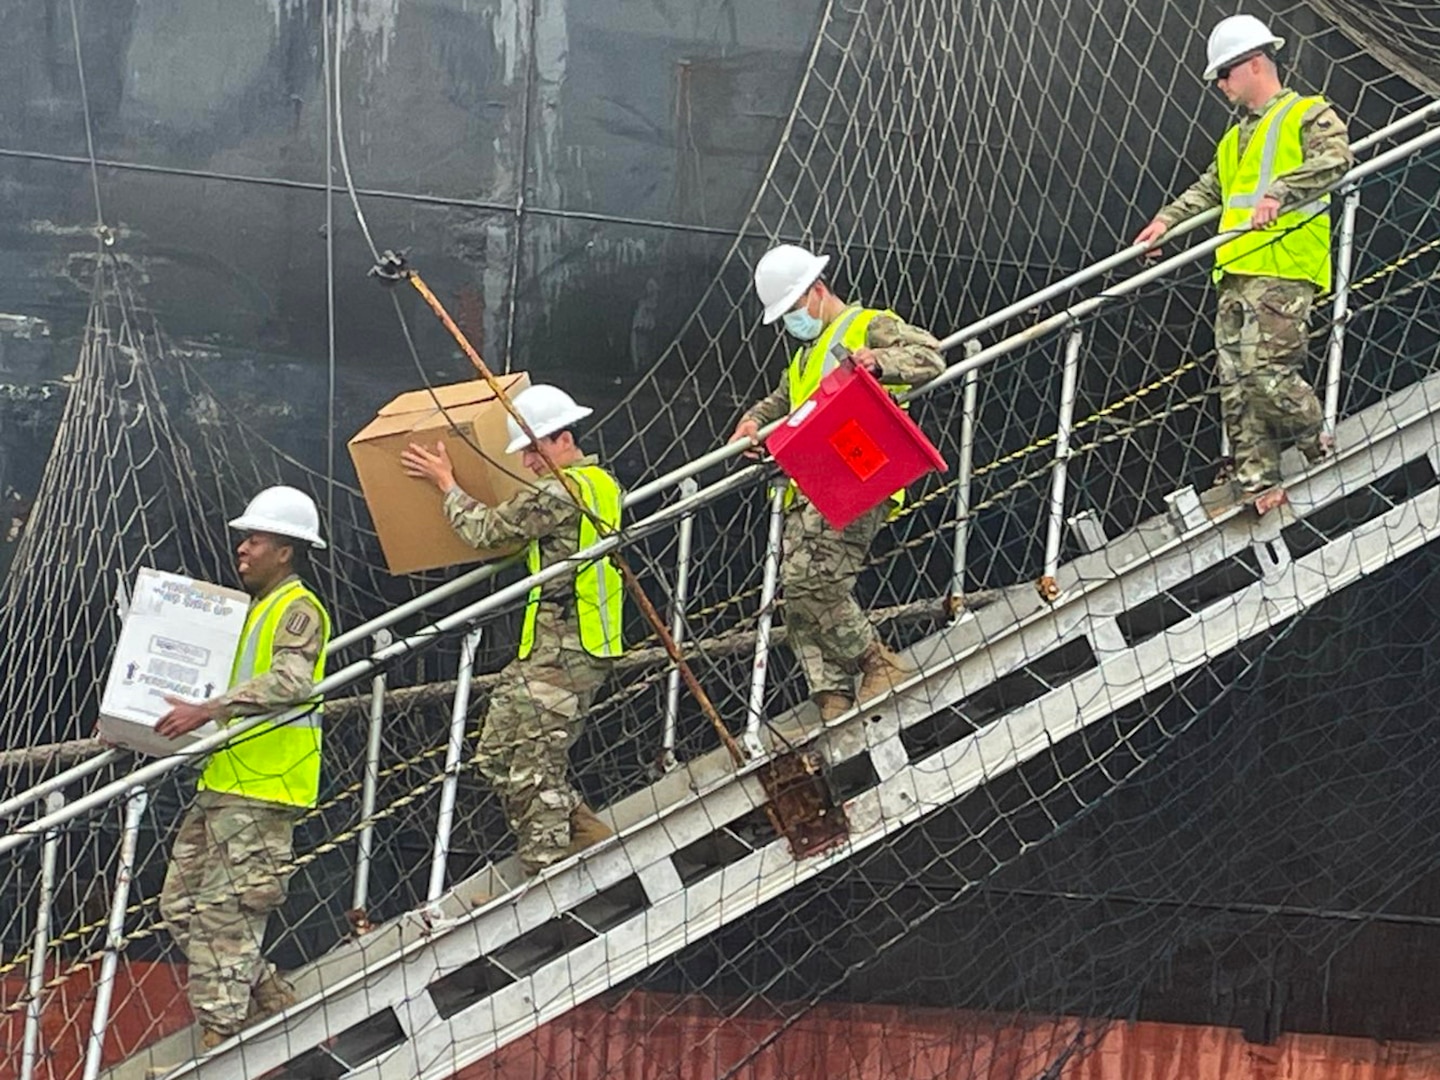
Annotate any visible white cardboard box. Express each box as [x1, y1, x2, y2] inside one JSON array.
[[98, 568, 250, 757]]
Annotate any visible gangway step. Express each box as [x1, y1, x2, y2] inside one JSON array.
[[108, 372, 1440, 1080]]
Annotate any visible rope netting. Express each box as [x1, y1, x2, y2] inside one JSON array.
[[2, 0, 1440, 1078]]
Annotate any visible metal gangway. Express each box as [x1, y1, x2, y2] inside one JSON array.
[[2, 98, 1437, 1080]]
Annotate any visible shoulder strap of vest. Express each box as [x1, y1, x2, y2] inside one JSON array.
[[826, 305, 867, 357], [247, 579, 301, 632], [806, 305, 868, 382], [562, 466, 621, 526], [1241, 91, 1299, 160], [852, 307, 891, 344], [1291, 94, 1328, 123]]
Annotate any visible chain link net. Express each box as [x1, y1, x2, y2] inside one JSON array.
[[4, 0, 1440, 1077]]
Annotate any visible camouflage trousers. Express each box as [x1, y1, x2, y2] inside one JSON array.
[[159, 789, 298, 1036], [780, 498, 888, 697], [1215, 275, 1326, 492], [474, 604, 609, 875]]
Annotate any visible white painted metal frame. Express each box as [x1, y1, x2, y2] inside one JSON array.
[[4, 107, 1434, 838], [126, 367, 1440, 1080], [949, 367, 980, 614], [660, 477, 700, 773], [83, 789, 147, 1080], [1325, 184, 1362, 434], [353, 628, 393, 915], [20, 791, 64, 1080], [1043, 330, 1085, 589], [744, 486, 788, 758], [427, 628, 482, 904], [35, 99, 1440, 1080]]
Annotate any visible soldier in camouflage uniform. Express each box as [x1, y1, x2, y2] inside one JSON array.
[[154, 486, 331, 1052], [732, 245, 945, 721], [1135, 15, 1354, 514], [402, 385, 622, 877]]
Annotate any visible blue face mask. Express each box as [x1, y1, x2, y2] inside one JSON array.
[[782, 308, 824, 341]]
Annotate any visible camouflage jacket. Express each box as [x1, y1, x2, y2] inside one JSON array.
[[1155, 89, 1354, 228], [444, 454, 608, 607], [214, 574, 325, 722], [744, 311, 946, 427]]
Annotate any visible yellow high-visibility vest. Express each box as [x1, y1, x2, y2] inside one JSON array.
[[1215, 91, 1332, 289], [519, 464, 624, 660], [198, 579, 330, 809], [786, 305, 907, 510]]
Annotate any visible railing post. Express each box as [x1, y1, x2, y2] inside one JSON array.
[[82, 787, 147, 1080], [1324, 185, 1361, 435], [352, 628, 392, 916], [743, 486, 787, 759], [948, 365, 980, 618], [659, 478, 699, 773], [1039, 330, 1085, 601], [428, 627, 482, 904], [20, 791, 65, 1080]]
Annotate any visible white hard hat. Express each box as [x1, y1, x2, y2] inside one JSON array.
[[754, 244, 830, 325], [1204, 14, 1284, 81], [504, 384, 594, 454], [229, 485, 327, 549]]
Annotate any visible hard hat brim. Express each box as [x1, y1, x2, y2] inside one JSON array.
[[1203, 35, 1284, 81], [504, 404, 595, 454], [761, 254, 830, 325], [228, 515, 328, 550]]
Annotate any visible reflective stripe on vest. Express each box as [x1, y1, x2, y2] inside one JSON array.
[[519, 464, 624, 661], [1215, 91, 1332, 289], [785, 305, 908, 510], [198, 579, 331, 809]]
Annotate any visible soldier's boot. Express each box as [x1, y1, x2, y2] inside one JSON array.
[[248, 972, 296, 1021], [199, 1028, 228, 1053], [567, 803, 613, 856], [856, 643, 917, 704], [1299, 431, 1336, 465], [812, 691, 854, 722]]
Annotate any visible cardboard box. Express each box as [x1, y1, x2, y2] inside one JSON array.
[[98, 568, 249, 757], [348, 374, 533, 575]]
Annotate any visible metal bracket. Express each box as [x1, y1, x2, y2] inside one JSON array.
[[757, 750, 850, 860], [1164, 485, 1208, 532], [1251, 536, 1293, 584], [1067, 509, 1108, 553], [368, 249, 411, 285]]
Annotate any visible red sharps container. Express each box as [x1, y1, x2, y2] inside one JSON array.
[[766, 360, 947, 530]]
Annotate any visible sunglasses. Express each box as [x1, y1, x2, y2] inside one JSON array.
[[1216, 50, 1263, 81]]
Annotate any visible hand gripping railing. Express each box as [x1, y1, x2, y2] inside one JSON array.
[[2, 99, 1437, 850]]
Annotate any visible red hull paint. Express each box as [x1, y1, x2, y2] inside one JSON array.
[[6, 967, 1438, 1080]]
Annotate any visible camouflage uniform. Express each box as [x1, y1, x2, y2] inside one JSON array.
[[159, 581, 324, 1037], [1156, 90, 1354, 493], [443, 457, 614, 874], [744, 314, 945, 696]]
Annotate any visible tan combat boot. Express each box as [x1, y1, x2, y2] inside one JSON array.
[[199, 1028, 228, 1053], [856, 642, 916, 704], [249, 971, 296, 1020], [812, 691, 854, 722], [567, 803, 614, 855]]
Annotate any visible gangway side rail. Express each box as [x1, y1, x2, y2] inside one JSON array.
[[119, 368, 1440, 1080]]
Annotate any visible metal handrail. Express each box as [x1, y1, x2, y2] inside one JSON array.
[[2, 101, 1436, 842]]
